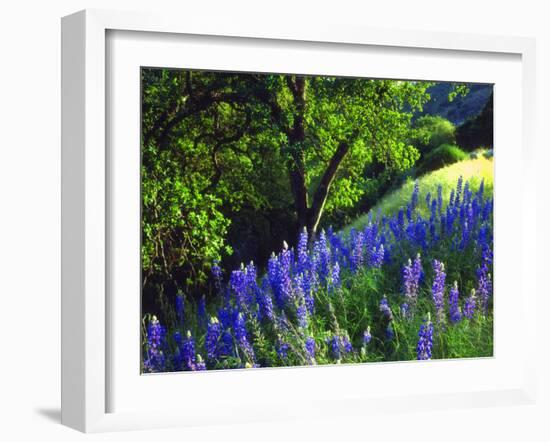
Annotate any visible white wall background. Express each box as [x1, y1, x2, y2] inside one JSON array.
[[0, 1, 547, 440]]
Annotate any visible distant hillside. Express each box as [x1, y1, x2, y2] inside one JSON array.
[[419, 83, 493, 126]]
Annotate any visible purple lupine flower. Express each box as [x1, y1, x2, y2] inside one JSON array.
[[385, 324, 395, 340], [482, 199, 493, 223], [305, 336, 316, 364], [401, 302, 410, 318], [455, 176, 464, 207], [230, 268, 248, 310], [411, 180, 420, 210], [350, 229, 365, 272], [370, 244, 385, 268], [416, 315, 434, 360], [175, 293, 185, 327], [256, 280, 274, 322], [277, 243, 294, 308], [143, 316, 166, 373], [432, 260, 446, 322], [211, 261, 223, 291], [342, 334, 353, 353], [233, 312, 255, 362], [244, 261, 258, 307], [459, 203, 475, 250], [276, 338, 290, 361], [181, 330, 197, 370], [220, 329, 234, 357], [379, 296, 394, 321], [297, 228, 309, 273], [463, 289, 476, 319], [430, 199, 437, 223], [314, 230, 331, 282], [403, 254, 422, 303], [363, 327, 372, 346], [477, 178, 485, 202], [194, 354, 207, 371], [296, 272, 315, 315], [425, 191, 432, 209], [327, 335, 342, 361], [296, 302, 308, 329], [477, 272, 492, 315], [331, 261, 341, 289], [327, 333, 355, 358], [463, 181, 471, 205], [448, 281, 462, 323], [205, 317, 222, 360], [477, 250, 492, 315], [276, 312, 291, 333], [363, 223, 377, 259]]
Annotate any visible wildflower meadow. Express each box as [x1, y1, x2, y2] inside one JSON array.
[[140, 69, 493, 373], [142, 177, 493, 372]]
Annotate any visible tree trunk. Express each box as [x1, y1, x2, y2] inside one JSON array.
[[285, 76, 310, 238], [306, 141, 350, 240]]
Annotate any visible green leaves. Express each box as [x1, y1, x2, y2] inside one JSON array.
[[141, 68, 432, 300]]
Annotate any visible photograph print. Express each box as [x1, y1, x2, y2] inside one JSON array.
[[140, 69, 494, 373]]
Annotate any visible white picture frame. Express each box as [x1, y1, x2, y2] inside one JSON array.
[[61, 9, 537, 433]]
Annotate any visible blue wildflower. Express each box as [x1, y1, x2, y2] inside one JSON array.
[[143, 316, 166, 373], [234, 312, 255, 362], [379, 296, 393, 321], [403, 254, 422, 303], [276, 338, 290, 361], [432, 260, 446, 322], [205, 317, 222, 360], [417, 314, 434, 360], [448, 281, 462, 323], [314, 230, 331, 282], [211, 261, 223, 291], [297, 228, 309, 273], [256, 280, 274, 322], [305, 337, 316, 364], [230, 268, 247, 310], [331, 261, 341, 289], [194, 354, 207, 371], [363, 327, 372, 346], [370, 244, 385, 268], [463, 289, 476, 319], [181, 330, 197, 370]]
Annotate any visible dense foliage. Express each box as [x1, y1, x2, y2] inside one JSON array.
[[142, 176, 493, 372], [141, 70, 434, 310], [410, 115, 456, 154], [415, 144, 469, 176]]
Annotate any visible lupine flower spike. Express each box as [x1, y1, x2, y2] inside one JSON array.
[[417, 313, 434, 360]]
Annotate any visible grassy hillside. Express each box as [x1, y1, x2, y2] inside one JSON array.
[[347, 154, 493, 233]]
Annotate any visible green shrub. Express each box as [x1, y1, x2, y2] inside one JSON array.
[[415, 144, 468, 176], [410, 115, 456, 154]]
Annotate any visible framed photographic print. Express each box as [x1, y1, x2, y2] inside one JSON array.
[[61, 9, 537, 432]]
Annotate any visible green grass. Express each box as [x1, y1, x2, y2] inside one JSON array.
[[346, 154, 493, 233]]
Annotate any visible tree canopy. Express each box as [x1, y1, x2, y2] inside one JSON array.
[[141, 69, 432, 303]]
